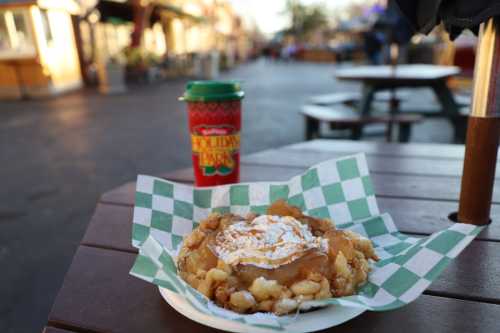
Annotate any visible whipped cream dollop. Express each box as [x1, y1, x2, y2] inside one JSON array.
[[213, 215, 328, 268]]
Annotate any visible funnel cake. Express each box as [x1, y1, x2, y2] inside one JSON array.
[[177, 200, 378, 315]]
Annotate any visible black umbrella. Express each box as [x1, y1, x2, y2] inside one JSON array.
[[395, 0, 500, 38], [395, 0, 500, 226]]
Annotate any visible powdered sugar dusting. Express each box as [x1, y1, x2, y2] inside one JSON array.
[[214, 215, 328, 268]]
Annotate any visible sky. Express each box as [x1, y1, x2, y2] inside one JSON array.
[[228, 0, 371, 36]]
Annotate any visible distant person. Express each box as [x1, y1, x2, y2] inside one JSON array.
[[364, 30, 384, 65], [362, 2, 386, 64], [377, 0, 415, 63], [281, 43, 297, 61]]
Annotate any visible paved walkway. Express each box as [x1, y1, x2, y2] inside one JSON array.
[[0, 59, 456, 332]]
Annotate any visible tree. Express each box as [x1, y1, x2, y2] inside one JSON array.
[[282, 0, 329, 41]]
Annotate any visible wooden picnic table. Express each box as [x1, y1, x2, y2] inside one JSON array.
[[43, 140, 500, 333], [335, 64, 464, 141]]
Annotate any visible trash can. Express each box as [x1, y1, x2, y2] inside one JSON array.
[[202, 50, 220, 79], [97, 60, 126, 94], [191, 53, 203, 78]]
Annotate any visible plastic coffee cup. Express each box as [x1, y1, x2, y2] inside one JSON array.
[[180, 80, 244, 186]]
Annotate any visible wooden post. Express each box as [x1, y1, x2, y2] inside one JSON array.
[[71, 15, 90, 85], [458, 18, 500, 225], [130, 0, 153, 48]]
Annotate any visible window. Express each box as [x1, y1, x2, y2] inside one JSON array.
[[79, 20, 93, 62], [39, 9, 53, 43], [0, 12, 12, 51], [0, 9, 35, 58]]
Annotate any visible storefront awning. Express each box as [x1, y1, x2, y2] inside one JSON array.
[[97, 0, 205, 25], [37, 0, 81, 14], [159, 4, 205, 23], [0, 0, 83, 15], [0, 0, 35, 6], [97, 0, 133, 23]]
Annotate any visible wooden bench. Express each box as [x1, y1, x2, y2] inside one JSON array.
[[308, 91, 410, 106], [301, 104, 423, 142], [308, 92, 361, 106]]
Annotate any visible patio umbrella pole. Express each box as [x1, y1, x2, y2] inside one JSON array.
[[458, 17, 500, 225]]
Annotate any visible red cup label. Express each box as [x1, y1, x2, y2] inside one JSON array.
[[187, 100, 241, 186], [191, 125, 240, 176]]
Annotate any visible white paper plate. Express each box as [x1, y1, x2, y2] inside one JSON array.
[[159, 287, 365, 333]]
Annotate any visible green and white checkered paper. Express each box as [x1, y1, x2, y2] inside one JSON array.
[[130, 154, 483, 330]]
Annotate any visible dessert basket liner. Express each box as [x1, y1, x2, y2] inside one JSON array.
[[129, 154, 483, 330]]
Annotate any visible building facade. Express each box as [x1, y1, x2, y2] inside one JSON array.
[[0, 0, 252, 99], [0, 0, 83, 99]]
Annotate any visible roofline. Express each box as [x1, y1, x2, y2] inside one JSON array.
[[0, 0, 81, 15], [0, 1, 37, 9]]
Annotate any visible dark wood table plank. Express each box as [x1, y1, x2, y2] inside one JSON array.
[[78, 205, 500, 303], [42, 327, 77, 333], [81, 203, 136, 253], [49, 246, 184, 333], [242, 148, 500, 178], [98, 164, 308, 206], [370, 173, 500, 203], [428, 240, 500, 304], [100, 182, 136, 206], [48, 245, 500, 333], [99, 165, 304, 206], [88, 197, 500, 258], [146, 166, 500, 204], [334, 295, 500, 333], [285, 140, 471, 159], [377, 197, 500, 239]]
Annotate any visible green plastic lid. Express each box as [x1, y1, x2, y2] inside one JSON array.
[[180, 80, 244, 102]]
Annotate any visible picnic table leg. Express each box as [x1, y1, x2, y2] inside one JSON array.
[[386, 95, 401, 142], [304, 116, 319, 140], [431, 80, 462, 142], [355, 84, 376, 140], [350, 125, 362, 140], [359, 84, 376, 116], [398, 123, 411, 143]]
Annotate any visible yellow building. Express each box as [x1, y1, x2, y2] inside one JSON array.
[[162, 0, 247, 59], [0, 0, 83, 99], [160, 0, 212, 55], [87, 1, 208, 67], [0, 0, 251, 99], [90, 0, 249, 76]]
